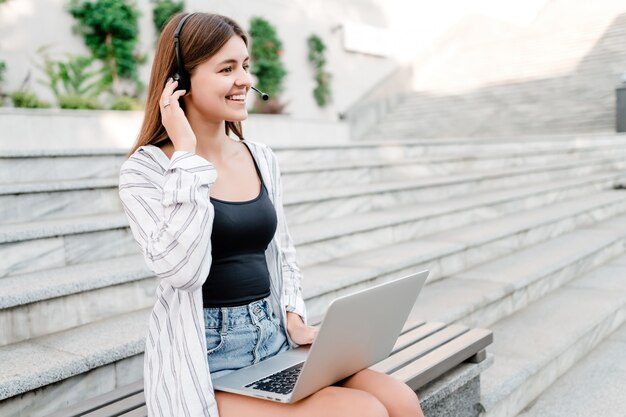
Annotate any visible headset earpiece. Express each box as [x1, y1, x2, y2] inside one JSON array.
[[173, 13, 195, 94], [172, 71, 190, 93]]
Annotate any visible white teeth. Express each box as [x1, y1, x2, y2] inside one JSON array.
[[227, 95, 245, 101]]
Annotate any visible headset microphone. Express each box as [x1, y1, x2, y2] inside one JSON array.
[[251, 86, 269, 101]]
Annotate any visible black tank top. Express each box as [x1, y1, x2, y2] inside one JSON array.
[[202, 143, 277, 308]]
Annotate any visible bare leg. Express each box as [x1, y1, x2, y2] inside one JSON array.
[[215, 385, 389, 417], [339, 369, 425, 417]]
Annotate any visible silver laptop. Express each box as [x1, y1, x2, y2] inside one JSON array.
[[212, 270, 429, 403]]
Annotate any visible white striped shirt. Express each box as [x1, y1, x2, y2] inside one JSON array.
[[118, 140, 307, 417]]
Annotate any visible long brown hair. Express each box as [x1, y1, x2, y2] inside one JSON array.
[[126, 12, 249, 158]]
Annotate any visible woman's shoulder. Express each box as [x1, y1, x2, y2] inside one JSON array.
[[242, 139, 269, 151], [243, 139, 277, 161], [120, 144, 168, 178]]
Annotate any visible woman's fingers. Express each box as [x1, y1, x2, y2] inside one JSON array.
[[160, 78, 178, 104], [170, 89, 187, 105]]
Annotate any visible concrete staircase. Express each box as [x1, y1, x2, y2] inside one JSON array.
[[363, 0, 626, 139], [1, 133, 626, 416]]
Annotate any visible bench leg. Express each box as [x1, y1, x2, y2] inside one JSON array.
[[419, 375, 482, 417]]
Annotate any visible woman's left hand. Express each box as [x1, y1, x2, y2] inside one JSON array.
[[286, 312, 319, 345]]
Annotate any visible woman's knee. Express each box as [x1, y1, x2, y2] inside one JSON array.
[[379, 376, 422, 417], [341, 369, 423, 417], [314, 386, 389, 417]]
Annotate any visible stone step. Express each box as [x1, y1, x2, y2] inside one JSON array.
[[0, 254, 154, 346], [0, 177, 122, 225], [381, 106, 614, 126], [367, 105, 620, 140], [479, 257, 626, 417], [0, 308, 149, 411], [387, 89, 619, 118], [408, 215, 626, 329], [292, 173, 623, 267], [344, 134, 626, 158], [281, 145, 626, 192], [0, 149, 124, 184], [3, 153, 624, 226], [301, 190, 626, 317], [285, 158, 626, 224], [515, 321, 626, 417], [0, 213, 136, 278], [370, 117, 618, 138]]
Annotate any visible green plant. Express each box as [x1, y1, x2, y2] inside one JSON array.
[[0, 61, 6, 84], [58, 93, 102, 109], [152, 0, 184, 34], [10, 90, 52, 108], [249, 16, 287, 114], [111, 94, 144, 110], [0, 60, 6, 106], [34, 45, 107, 106], [307, 34, 332, 107], [67, 0, 146, 97]]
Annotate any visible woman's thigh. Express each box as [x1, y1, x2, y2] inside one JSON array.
[[339, 369, 424, 417], [215, 385, 389, 417]]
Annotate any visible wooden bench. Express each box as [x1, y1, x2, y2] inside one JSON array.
[[47, 318, 492, 417]]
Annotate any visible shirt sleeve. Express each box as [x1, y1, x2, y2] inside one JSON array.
[[268, 148, 308, 323], [118, 150, 217, 292]]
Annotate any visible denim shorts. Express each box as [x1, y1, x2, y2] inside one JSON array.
[[203, 296, 290, 380]]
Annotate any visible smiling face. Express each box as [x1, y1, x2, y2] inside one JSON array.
[[185, 35, 253, 123]]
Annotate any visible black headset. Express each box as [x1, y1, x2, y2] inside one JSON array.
[[172, 13, 269, 100], [172, 12, 194, 93]]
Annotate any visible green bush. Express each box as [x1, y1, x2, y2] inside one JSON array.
[[0, 61, 5, 82], [307, 34, 332, 107], [67, 0, 145, 97], [111, 95, 144, 110], [152, 0, 184, 34], [0, 60, 6, 106], [249, 17, 287, 113], [11, 91, 52, 108], [58, 93, 101, 109]]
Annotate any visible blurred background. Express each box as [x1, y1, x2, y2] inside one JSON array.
[[1, 1, 626, 417]]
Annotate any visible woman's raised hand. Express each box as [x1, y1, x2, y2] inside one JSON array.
[[160, 78, 197, 153]]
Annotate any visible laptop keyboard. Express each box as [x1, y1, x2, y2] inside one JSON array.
[[245, 363, 304, 395]]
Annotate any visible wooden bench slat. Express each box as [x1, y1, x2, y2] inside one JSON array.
[[371, 324, 469, 374], [392, 322, 446, 354], [84, 392, 146, 417], [45, 380, 144, 417], [392, 328, 494, 391], [119, 404, 148, 417]]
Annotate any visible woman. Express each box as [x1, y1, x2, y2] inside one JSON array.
[[118, 11, 425, 417]]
